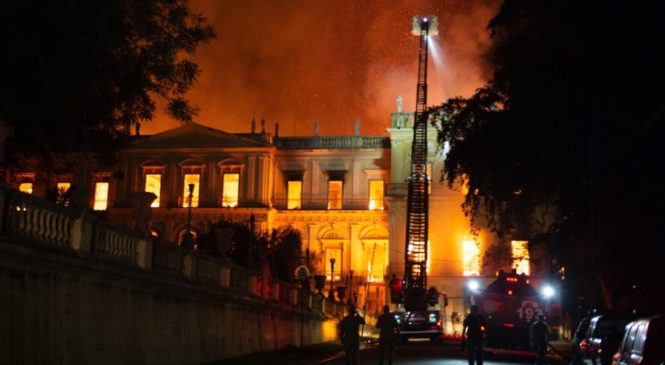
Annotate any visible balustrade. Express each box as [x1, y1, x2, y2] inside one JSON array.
[[0, 185, 344, 319]]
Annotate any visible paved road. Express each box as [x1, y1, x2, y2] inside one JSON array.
[[320, 340, 568, 365]]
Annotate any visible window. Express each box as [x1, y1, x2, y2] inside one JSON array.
[[144, 174, 161, 207], [182, 174, 200, 208], [222, 173, 239, 207], [511, 240, 530, 275], [365, 243, 386, 282], [463, 239, 480, 276], [368, 180, 384, 210], [287, 180, 302, 209], [93, 182, 109, 210], [18, 182, 33, 194], [327, 180, 343, 209], [56, 182, 71, 205], [427, 163, 432, 194], [141, 162, 165, 207], [16, 173, 35, 194]]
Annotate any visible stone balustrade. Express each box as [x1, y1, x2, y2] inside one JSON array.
[[0, 184, 350, 364], [0, 183, 346, 315]]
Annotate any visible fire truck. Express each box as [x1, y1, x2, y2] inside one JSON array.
[[466, 270, 560, 354], [388, 15, 445, 344]]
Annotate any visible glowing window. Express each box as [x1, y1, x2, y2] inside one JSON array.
[[56, 182, 71, 205], [287, 180, 302, 209], [93, 182, 109, 211], [222, 173, 239, 207], [144, 174, 161, 207], [369, 180, 384, 210], [19, 182, 33, 194], [511, 240, 530, 275], [182, 174, 200, 208], [327, 180, 343, 209], [365, 243, 386, 282], [427, 242, 431, 275], [325, 248, 342, 280], [426, 163, 432, 194], [463, 239, 480, 276]]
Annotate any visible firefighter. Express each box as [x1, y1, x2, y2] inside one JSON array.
[[375, 305, 399, 365], [340, 303, 365, 365], [530, 314, 551, 365], [462, 304, 487, 365]]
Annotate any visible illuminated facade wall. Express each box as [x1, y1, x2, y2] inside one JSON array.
[[5, 112, 501, 318]]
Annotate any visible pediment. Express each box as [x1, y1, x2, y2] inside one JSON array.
[[132, 123, 268, 149]]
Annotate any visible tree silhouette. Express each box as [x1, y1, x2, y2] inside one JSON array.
[[432, 1, 665, 312]]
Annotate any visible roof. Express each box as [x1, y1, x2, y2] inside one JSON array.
[[131, 123, 271, 149]]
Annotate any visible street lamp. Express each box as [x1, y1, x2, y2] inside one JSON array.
[[329, 258, 336, 299], [181, 183, 195, 249], [348, 270, 354, 304]]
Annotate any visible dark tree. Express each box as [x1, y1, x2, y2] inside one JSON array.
[[432, 1, 665, 311], [270, 226, 305, 282], [0, 0, 214, 165]]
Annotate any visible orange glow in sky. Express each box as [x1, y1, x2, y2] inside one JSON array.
[[145, 0, 499, 137]]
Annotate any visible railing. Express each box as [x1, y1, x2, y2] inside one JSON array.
[[275, 136, 390, 150], [3, 189, 77, 249], [152, 240, 186, 274], [273, 198, 385, 211], [0, 185, 348, 319], [91, 220, 140, 265]]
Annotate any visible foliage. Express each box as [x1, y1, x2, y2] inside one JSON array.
[[197, 221, 307, 283], [271, 226, 305, 282], [0, 0, 214, 166], [431, 1, 665, 311]]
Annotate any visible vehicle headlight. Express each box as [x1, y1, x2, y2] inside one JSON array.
[[429, 313, 438, 323]]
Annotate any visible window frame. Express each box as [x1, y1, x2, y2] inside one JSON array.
[[140, 162, 165, 208], [287, 180, 302, 210], [221, 172, 240, 208], [368, 179, 385, 210]]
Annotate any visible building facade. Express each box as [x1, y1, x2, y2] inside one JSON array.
[[5, 108, 523, 330]]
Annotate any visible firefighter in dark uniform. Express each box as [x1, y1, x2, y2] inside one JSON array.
[[530, 313, 551, 365], [462, 304, 487, 365]]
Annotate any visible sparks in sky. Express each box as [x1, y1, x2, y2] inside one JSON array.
[[147, 0, 500, 137]]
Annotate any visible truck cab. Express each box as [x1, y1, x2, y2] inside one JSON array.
[[395, 309, 444, 343]]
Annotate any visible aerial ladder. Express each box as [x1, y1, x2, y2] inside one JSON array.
[[404, 15, 437, 311], [390, 16, 443, 342]]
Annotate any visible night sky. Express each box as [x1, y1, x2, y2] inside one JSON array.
[[145, 0, 500, 137]]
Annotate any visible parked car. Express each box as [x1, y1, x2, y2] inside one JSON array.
[[571, 315, 594, 364], [581, 313, 635, 365], [612, 314, 665, 365]]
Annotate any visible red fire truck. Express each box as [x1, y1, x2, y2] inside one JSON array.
[[467, 270, 560, 354]]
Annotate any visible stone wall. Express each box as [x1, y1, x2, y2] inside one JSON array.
[[0, 185, 344, 365]]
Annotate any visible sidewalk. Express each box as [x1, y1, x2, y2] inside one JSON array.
[[549, 339, 574, 364]]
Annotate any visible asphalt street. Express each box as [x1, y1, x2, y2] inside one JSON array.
[[319, 339, 571, 365]]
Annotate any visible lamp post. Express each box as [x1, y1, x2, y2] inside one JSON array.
[[181, 183, 195, 249], [348, 270, 354, 304], [329, 258, 336, 299]]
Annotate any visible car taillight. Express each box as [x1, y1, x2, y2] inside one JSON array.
[[579, 339, 588, 351]]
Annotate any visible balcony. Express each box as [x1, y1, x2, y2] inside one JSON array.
[[275, 136, 390, 150], [272, 198, 386, 211]]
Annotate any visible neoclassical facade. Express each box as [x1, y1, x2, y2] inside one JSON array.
[[5, 109, 502, 324]]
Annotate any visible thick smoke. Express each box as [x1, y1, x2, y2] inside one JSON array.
[[145, 0, 500, 136]]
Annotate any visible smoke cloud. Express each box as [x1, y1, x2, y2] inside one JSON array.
[[145, 0, 500, 137]]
